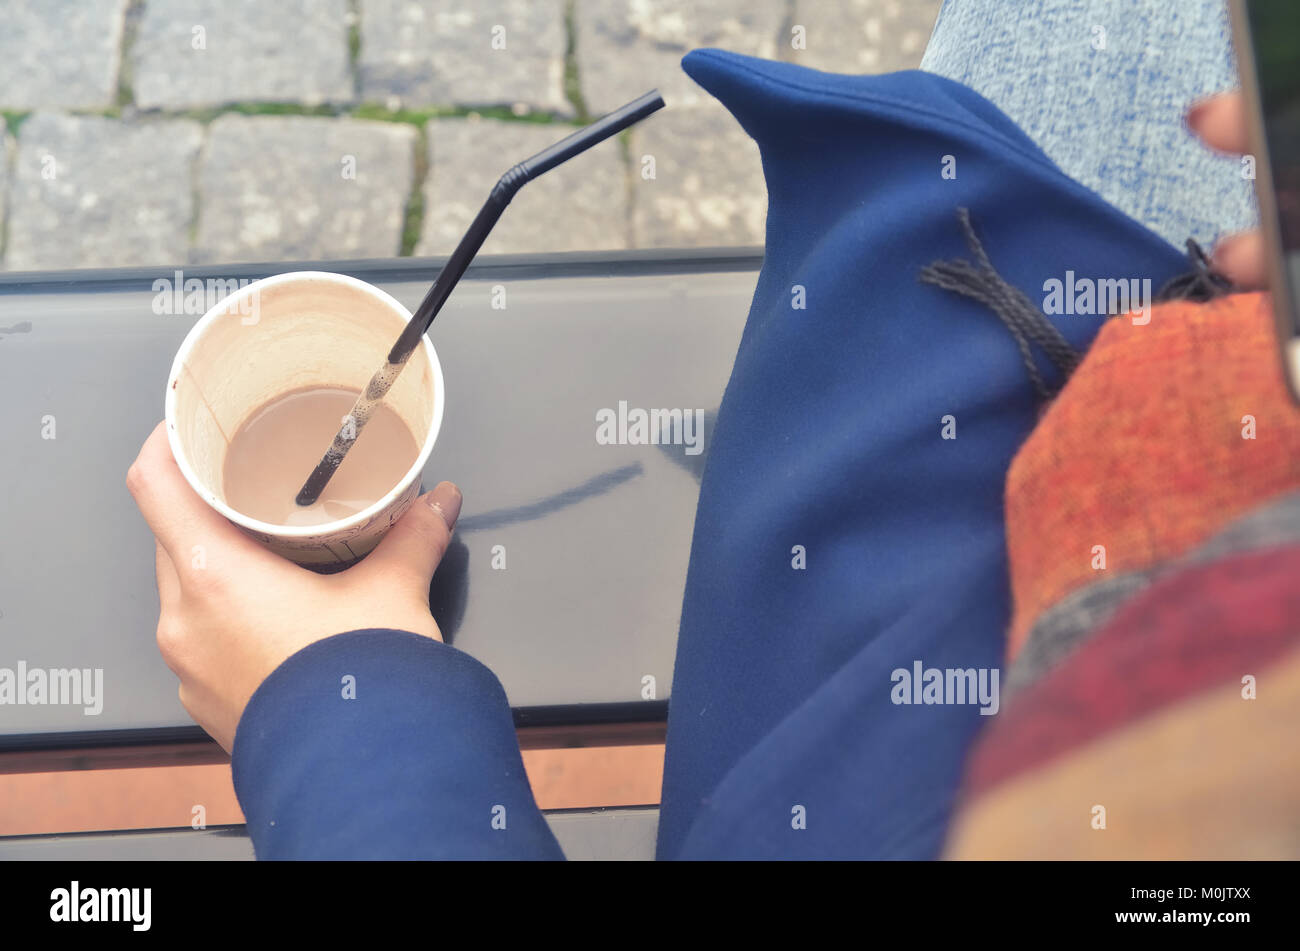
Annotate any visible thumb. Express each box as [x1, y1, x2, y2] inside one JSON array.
[[361, 481, 462, 591]]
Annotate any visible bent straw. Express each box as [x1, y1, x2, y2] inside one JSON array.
[[295, 89, 665, 507]]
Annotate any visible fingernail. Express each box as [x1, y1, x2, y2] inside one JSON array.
[[426, 481, 462, 530], [1186, 97, 1211, 133]]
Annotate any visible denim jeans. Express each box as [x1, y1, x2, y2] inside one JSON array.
[[921, 0, 1257, 249]]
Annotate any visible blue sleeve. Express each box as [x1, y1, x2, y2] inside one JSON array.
[[230, 629, 564, 859]]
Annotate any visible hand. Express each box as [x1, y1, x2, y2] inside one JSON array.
[[126, 421, 462, 752], [1188, 91, 1267, 288]]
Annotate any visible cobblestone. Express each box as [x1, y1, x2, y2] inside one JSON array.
[[5, 113, 202, 270], [132, 0, 355, 109], [194, 115, 416, 263], [359, 0, 569, 114], [786, 0, 939, 75], [0, 0, 941, 269], [0, 0, 128, 110], [575, 0, 787, 113], [0, 118, 10, 249], [630, 104, 765, 248], [418, 118, 628, 255]]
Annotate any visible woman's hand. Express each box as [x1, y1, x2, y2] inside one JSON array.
[[126, 421, 461, 752], [1188, 91, 1267, 288]]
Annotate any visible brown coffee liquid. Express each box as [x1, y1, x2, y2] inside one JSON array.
[[222, 386, 420, 527]]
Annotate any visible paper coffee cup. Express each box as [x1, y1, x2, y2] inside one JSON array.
[[164, 270, 445, 569]]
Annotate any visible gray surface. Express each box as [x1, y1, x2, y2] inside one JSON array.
[[0, 826, 258, 861], [0, 808, 660, 860], [359, 0, 569, 113], [547, 807, 659, 861], [132, 0, 356, 109], [0, 253, 756, 741], [194, 115, 416, 263], [6, 114, 204, 271], [0, 0, 128, 110]]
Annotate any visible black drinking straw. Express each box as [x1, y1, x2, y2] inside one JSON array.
[[295, 89, 666, 507]]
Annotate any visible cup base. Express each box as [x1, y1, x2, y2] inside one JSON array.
[[303, 559, 359, 575]]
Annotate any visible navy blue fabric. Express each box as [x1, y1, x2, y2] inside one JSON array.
[[231, 52, 1191, 860], [655, 50, 1189, 858], [232, 630, 561, 859]]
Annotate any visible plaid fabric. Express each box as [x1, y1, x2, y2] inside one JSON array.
[[970, 541, 1300, 799], [1004, 291, 1300, 662], [949, 290, 1300, 858], [1008, 488, 1300, 697]]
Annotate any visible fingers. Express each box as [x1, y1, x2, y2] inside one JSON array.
[[1212, 230, 1269, 290], [360, 481, 462, 592], [1184, 91, 1269, 291], [1188, 91, 1249, 154], [1185, 90, 1269, 289], [126, 421, 264, 576]]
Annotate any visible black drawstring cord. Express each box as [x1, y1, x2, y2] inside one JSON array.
[[919, 208, 1080, 401], [1154, 239, 1235, 303], [919, 210, 1235, 402]]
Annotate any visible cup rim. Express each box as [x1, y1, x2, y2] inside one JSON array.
[[163, 269, 445, 539]]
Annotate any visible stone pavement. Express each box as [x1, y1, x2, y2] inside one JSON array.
[[193, 115, 415, 262], [0, 0, 940, 271], [0, 118, 8, 238]]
